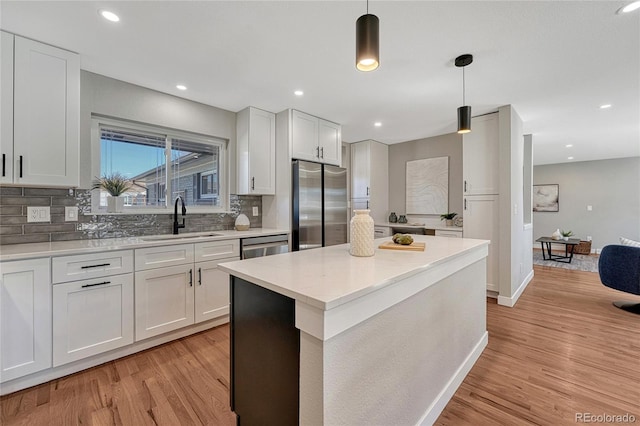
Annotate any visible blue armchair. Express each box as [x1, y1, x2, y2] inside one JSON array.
[[598, 244, 640, 314]]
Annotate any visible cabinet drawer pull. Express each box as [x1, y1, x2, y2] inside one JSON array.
[[198, 267, 202, 285], [366, 200, 369, 209], [19, 155, 23, 178], [189, 269, 193, 287], [2, 153, 5, 177], [464, 198, 467, 210], [80, 263, 111, 269], [251, 177, 255, 190], [81, 281, 111, 288]]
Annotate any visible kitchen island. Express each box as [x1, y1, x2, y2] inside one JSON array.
[[218, 235, 489, 425]]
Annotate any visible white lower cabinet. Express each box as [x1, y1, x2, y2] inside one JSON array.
[[134, 240, 240, 341], [435, 230, 463, 238], [0, 258, 51, 383], [195, 258, 235, 323], [52, 274, 134, 366], [135, 264, 195, 341], [464, 195, 500, 292]]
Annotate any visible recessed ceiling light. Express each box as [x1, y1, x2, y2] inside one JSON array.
[[99, 10, 120, 22], [568, 156, 574, 160], [618, 1, 640, 13], [374, 122, 382, 127], [294, 90, 304, 96], [600, 104, 612, 109], [565, 144, 573, 148], [176, 84, 187, 91]]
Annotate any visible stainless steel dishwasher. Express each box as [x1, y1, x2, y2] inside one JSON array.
[[240, 234, 290, 259]]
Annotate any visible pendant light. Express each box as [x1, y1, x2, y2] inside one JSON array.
[[356, 0, 379, 71], [455, 54, 473, 134]]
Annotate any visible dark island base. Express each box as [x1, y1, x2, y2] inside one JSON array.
[[230, 276, 300, 426]]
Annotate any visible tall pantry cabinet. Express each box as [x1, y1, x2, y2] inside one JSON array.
[[350, 140, 388, 224], [463, 113, 500, 293]]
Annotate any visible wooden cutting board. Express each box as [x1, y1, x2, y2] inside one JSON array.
[[378, 241, 426, 251]]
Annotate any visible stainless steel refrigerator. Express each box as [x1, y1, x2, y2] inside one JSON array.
[[292, 160, 348, 251]]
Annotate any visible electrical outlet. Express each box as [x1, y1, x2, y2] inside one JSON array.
[[587, 205, 593, 211], [65, 206, 78, 222], [27, 206, 50, 223], [586, 235, 592, 241], [252, 206, 259, 216]]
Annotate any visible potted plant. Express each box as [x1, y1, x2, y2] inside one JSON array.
[[440, 212, 457, 227], [92, 172, 132, 213], [560, 230, 573, 241]]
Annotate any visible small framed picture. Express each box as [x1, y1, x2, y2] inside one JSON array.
[[533, 184, 559, 212]]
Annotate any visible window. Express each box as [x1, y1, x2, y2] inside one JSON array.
[[92, 117, 227, 212]]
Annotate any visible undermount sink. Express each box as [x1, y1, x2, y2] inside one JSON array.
[[141, 232, 223, 241]]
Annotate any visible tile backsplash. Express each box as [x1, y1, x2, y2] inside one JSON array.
[[0, 186, 261, 245]]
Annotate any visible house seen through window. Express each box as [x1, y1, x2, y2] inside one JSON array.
[[93, 118, 227, 212]]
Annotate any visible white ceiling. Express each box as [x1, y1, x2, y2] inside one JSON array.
[[1, 1, 639, 165]]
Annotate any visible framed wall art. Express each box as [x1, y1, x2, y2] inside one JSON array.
[[406, 156, 449, 214], [533, 184, 559, 212]]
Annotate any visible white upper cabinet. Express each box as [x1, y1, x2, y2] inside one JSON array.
[[291, 110, 341, 166], [317, 119, 341, 165], [0, 32, 14, 184], [8, 35, 80, 187], [351, 141, 371, 199], [463, 113, 499, 195], [237, 107, 276, 195]]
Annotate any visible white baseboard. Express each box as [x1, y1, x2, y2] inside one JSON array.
[[497, 269, 534, 307], [417, 331, 489, 426]]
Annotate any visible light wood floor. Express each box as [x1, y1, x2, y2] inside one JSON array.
[[2, 265, 639, 425]]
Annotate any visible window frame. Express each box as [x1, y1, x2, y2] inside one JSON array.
[[91, 116, 229, 214]]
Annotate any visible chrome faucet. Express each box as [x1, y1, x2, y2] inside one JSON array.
[[173, 196, 186, 234]]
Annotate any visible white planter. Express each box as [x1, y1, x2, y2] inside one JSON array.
[[350, 209, 374, 257], [106, 196, 124, 213]]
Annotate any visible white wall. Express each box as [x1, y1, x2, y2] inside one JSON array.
[[79, 71, 237, 192], [533, 157, 640, 250]]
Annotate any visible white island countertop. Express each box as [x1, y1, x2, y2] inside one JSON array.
[[219, 235, 488, 312], [0, 228, 289, 261]]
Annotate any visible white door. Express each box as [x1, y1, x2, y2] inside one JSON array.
[[0, 258, 51, 383], [13, 36, 79, 187], [52, 274, 134, 366], [135, 264, 195, 341], [291, 110, 319, 162], [0, 32, 14, 184], [249, 108, 276, 194], [351, 141, 370, 199], [463, 113, 499, 195], [318, 119, 341, 166], [464, 195, 500, 292], [194, 258, 237, 323]]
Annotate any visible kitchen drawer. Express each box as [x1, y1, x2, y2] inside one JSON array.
[[374, 226, 392, 238], [135, 244, 194, 271], [52, 250, 133, 284], [435, 230, 463, 238], [195, 239, 240, 262]]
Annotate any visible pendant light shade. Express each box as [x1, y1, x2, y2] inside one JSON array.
[[356, 1, 379, 72], [457, 106, 472, 134], [455, 54, 473, 134]]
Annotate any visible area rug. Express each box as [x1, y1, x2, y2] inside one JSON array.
[[532, 251, 599, 273]]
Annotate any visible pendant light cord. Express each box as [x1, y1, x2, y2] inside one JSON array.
[[367, 0, 369, 14], [462, 66, 466, 106]]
